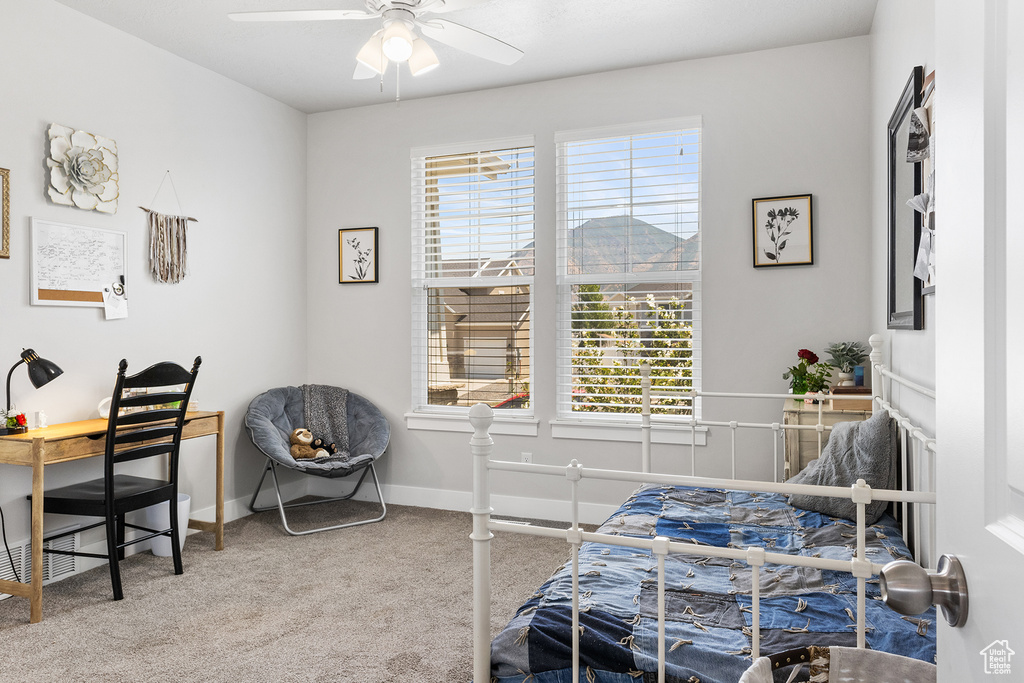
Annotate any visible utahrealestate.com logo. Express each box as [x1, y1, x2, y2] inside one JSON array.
[[980, 640, 1015, 675]]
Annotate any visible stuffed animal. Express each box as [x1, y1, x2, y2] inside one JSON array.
[[311, 437, 337, 455], [290, 428, 327, 460]]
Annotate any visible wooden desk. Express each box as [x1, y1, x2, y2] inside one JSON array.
[[0, 410, 224, 623]]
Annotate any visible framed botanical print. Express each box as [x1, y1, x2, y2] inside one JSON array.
[[338, 227, 378, 283], [1, 167, 9, 259], [751, 194, 813, 267]]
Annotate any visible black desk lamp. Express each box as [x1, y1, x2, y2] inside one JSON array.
[[2, 349, 62, 579], [5, 348, 63, 414]]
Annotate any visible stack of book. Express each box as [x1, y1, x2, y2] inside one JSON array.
[[830, 385, 872, 410]]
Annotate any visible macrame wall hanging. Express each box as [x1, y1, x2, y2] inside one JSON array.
[[139, 170, 198, 284]]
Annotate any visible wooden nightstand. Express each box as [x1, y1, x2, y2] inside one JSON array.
[[783, 402, 872, 479]]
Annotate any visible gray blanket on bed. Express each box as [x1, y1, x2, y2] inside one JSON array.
[[787, 409, 897, 524], [302, 384, 350, 458]]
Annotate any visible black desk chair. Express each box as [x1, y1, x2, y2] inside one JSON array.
[[31, 357, 201, 601]]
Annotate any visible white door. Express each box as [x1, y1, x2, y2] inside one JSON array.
[[936, 1, 1024, 678]]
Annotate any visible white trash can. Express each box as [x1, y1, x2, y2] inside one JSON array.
[[144, 493, 191, 557]]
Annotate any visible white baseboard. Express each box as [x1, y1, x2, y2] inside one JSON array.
[[189, 495, 257, 528], [316, 480, 619, 526]]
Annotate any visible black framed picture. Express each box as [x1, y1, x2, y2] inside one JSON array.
[[338, 227, 378, 284], [887, 66, 924, 330], [751, 194, 813, 267]]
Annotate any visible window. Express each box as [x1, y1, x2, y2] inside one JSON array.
[[411, 139, 535, 418], [556, 119, 701, 422]]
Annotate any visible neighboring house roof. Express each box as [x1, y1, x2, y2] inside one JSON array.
[[437, 257, 533, 278], [433, 216, 693, 278], [434, 217, 696, 326], [439, 287, 530, 326]]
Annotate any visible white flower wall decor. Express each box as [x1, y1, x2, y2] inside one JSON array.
[[46, 123, 119, 214]]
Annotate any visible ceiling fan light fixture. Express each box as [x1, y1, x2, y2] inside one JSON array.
[[409, 38, 439, 76], [381, 20, 415, 62], [356, 30, 387, 74]]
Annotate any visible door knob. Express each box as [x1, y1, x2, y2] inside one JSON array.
[[879, 554, 968, 627]]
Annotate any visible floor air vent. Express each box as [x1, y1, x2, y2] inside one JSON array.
[[0, 525, 79, 598], [0, 543, 26, 585]]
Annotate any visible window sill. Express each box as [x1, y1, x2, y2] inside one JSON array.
[[405, 411, 539, 436], [549, 419, 708, 445]]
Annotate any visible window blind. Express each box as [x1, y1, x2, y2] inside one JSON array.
[[556, 122, 701, 420], [411, 141, 535, 413]]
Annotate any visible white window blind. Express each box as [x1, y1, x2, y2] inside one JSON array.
[[556, 120, 701, 421], [411, 140, 535, 414]]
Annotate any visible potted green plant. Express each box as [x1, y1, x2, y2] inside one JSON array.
[[783, 349, 833, 402], [826, 341, 869, 386]]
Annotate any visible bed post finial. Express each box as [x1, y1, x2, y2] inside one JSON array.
[[868, 334, 884, 363], [469, 402, 494, 683], [469, 402, 494, 441], [868, 334, 885, 415]]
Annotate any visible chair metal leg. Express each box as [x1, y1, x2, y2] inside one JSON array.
[[105, 513, 124, 601], [248, 459, 387, 536], [248, 459, 275, 512]]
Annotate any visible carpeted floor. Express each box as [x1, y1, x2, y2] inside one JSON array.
[[0, 501, 570, 682]]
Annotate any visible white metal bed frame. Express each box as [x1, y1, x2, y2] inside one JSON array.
[[470, 334, 937, 683]]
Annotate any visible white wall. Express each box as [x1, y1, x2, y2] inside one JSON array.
[[869, 0, 937, 565], [0, 0, 308, 546], [870, 0, 937, 421], [306, 37, 874, 514]]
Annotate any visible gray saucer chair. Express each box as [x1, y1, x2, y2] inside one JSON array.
[[244, 386, 389, 535]]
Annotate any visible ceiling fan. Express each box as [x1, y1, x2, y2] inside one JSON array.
[[229, 0, 524, 79]]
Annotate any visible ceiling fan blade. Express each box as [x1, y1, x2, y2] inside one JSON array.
[[228, 9, 377, 22], [419, 0, 491, 13], [353, 60, 383, 80], [419, 19, 523, 65]]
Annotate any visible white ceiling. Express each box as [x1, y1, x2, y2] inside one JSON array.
[[53, 0, 878, 114]]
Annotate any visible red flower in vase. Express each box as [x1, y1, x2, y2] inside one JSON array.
[[784, 349, 832, 395], [797, 349, 819, 364], [15, 413, 27, 427]]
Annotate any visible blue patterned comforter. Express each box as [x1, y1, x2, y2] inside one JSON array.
[[489, 485, 936, 682]]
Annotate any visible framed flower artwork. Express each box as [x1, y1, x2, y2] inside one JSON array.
[[46, 123, 119, 214], [338, 227, 378, 284], [751, 194, 813, 267]]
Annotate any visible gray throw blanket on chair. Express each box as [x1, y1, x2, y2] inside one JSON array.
[[302, 384, 351, 461]]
